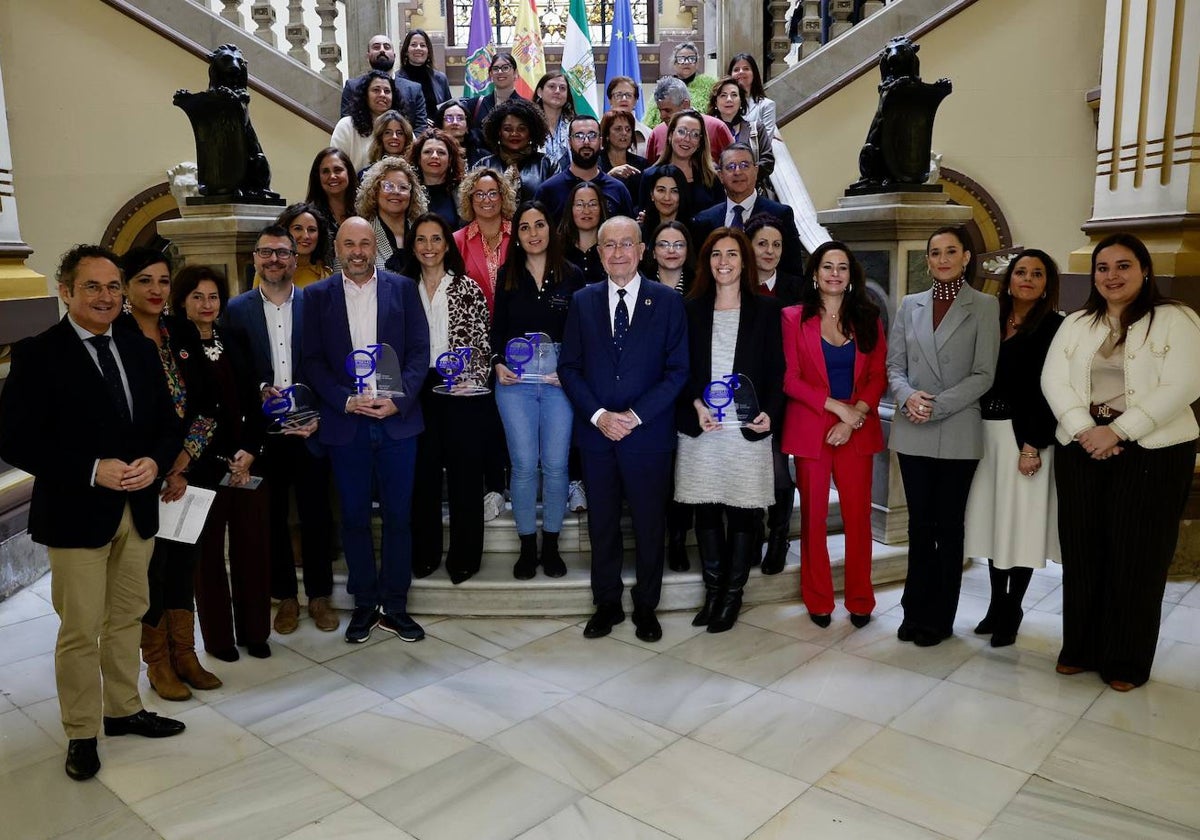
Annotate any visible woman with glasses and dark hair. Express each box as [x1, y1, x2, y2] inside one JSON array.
[[728, 53, 778, 141], [355, 156, 429, 273], [305, 147, 358, 267], [397, 29, 451, 126], [642, 220, 694, 295], [411, 128, 464, 229], [560, 181, 608, 287], [437, 99, 485, 167], [963, 249, 1063, 649], [467, 52, 525, 149], [1043, 232, 1200, 691], [640, 110, 724, 214], [478, 97, 556, 203], [331, 69, 397, 170]]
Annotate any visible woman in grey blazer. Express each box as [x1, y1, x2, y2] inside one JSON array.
[[887, 226, 1000, 647]]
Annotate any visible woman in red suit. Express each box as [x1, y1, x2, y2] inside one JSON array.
[[781, 242, 886, 629]]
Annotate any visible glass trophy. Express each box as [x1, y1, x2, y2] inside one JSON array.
[[702, 373, 761, 429], [344, 343, 405, 399], [505, 332, 558, 383], [262, 383, 319, 434], [434, 347, 490, 395]]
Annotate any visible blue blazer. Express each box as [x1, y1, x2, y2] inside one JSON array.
[[558, 276, 689, 453], [301, 270, 430, 446], [690, 196, 804, 267], [224, 285, 308, 389]]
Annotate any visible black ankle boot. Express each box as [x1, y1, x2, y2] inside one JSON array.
[[709, 530, 755, 633], [760, 488, 794, 575], [513, 533, 539, 580], [540, 531, 566, 578], [692, 528, 725, 626]]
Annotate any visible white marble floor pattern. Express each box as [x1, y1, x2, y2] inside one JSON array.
[[3, 562, 1200, 840]]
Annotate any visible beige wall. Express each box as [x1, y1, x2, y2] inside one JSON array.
[[0, 0, 328, 284], [783, 0, 1105, 269]]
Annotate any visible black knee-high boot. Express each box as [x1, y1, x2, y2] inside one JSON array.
[[692, 526, 726, 626], [709, 530, 755, 633], [991, 566, 1033, 647], [975, 560, 1007, 634], [761, 488, 794, 575]]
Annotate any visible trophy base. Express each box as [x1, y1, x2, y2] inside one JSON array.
[[267, 410, 320, 434], [433, 384, 492, 396]]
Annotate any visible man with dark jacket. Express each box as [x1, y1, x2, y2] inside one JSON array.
[[340, 34, 427, 130]]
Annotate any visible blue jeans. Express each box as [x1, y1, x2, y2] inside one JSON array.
[[328, 420, 418, 614], [495, 348, 573, 535]]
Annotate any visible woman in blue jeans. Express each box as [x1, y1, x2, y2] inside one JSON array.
[[492, 201, 586, 579]]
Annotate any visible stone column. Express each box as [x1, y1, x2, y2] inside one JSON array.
[[0, 54, 46, 302], [157, 203, 286, 297], [717, 0, 762, 72]]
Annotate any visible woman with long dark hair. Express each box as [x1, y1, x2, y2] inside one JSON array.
[[707, 77, 774, 180], [467, 52, 524, 149], [560, 181, 608, 287], [640, 110, 724, 214], [638, 164, 691, 240], [534, 71, 575, 165], [411, 128, 464, 229], [396, 28, 451, 125], [438, 99, 484, 167], [781, 242, 886, 628], [1042, 233, 1200, 690], [728, 53, 777, 141], [331, 69, 396, 169], [305, 147, 359, 267], [271, 203, 332, 288], [642, 220, 694, 294]]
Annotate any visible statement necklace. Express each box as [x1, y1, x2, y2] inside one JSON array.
[[201, 327, 225, 362]]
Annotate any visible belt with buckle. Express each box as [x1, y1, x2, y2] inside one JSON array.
[[1089, 403, 1123, 424]]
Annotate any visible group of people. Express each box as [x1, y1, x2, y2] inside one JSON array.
[[3, 34, 1197, 784]]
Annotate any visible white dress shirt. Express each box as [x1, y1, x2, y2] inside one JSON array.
[[259, 285, 295, 389], [69, 315, 133, 485], [606, 274, 643, 330], [418, 273, 452, 368], [344, 272, 378, 392], [724, 195, 758, 227]]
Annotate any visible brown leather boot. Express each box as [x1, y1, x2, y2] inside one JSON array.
[[142, 617, 191, 701], [166, 609, 223, 690]]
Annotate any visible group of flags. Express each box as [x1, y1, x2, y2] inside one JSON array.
[[462, 0, 644, 119]]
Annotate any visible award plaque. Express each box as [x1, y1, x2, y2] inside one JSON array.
[[344, 343, 405, 399], [702, 374, 761, 428], [262, 383, 319, 434], [434, 347, 490, 395], [505, 331, 558, 383]]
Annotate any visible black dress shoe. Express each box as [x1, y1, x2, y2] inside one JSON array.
[[412, 561, 440, 579], [246, 642, 271, 658], [103, 710, 186, 738], [209, 646, 240, 662], [378, 611, 425, 642], [345, 606, 380, 643], [448, 568, 477, 585], [809, 613, 832, 628], [897, 623, 915, 642], [65, 737, 100, 781], [583, 603, 625, 638], [913, 630, 944, 647], [632, 608, 663, 642], [850, 613, 872, 628]]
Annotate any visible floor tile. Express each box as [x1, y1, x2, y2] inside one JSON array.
[[427, 617, 571, 658], [496, 627, 655, 692], [818, 729, 1028, 840], [516, 797, 677, 840], [587, 656, 759, 734], [182, 640, 315, 703], [1010, 608, 1068, 658], [769, 649, 939, 725], [668, 624, 823, 686], [604, 609, 709, 650], [1180, 581, 1200, 609], [0, 588, 55, 628], [488, 695, 678, 793], [0, 613, 59, 667], [691, 689, 881, 783], [1162, 579, 1195, 604], [363, 744, 581, 840], [1083, 680, 1200, 751], [980, 775, 1199, 840], [593, 737, 806, 840], [835, 613, 985, 679], [1032, 584, 1064, 615], [946, 646, 1105, 716], [0, 707, 62, 775], [20, 696, 68, 748], [0, 650, 57, 709], [891, 681, 1075, 772], [748, 787, 950, 839], [26, 571, 53, 601], [213, 665, 388, 745], [1037, 719, 1200, 830], [269, 617, 386, 663], [1150, 638, 1200, 691], [279, 802, 418, 839], [738, 602, 858, 645], [47, 807, 162, 840], [323, 635, 483, 698], [0, 753, 126, 840], [397, 660, 572, 740], [132, 750, 353, 840], [1158, 604, 1200, 646]]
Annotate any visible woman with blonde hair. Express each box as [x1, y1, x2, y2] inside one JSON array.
[[453, 166, 518, 311], [361, 110, 414, 178], [356, 155, 429, 273], [640, 109, 724, 213]]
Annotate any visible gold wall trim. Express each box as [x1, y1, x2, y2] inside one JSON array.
[[101, 186, 180, 255]]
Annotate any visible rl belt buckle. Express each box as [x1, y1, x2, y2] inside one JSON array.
[[1097, 403, 1113, 419]]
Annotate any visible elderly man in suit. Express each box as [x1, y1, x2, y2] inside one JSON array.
[[0, 245, 186, 781], [559, 216, 689, 642], [340, 33, 427, 130], [224, 224, 338, 635], [303, 217, 430, 645]]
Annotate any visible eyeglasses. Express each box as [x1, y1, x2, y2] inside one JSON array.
[[610, 90, 636, 101], [443, 114, 466, 124], [380, 181, 411, 194], [600, 240, 638, 253], [675, 55, 699, 65], [573, 200, 600, 210], [77, 281, 124, 296], [254, 247, 297, 259], [655, 240, 687, 251], [673, 128, 702, 140], [721, 161, 754, 172], [571, 131, 600, 142], [473, 189, 501, 201], [491, 63, 514, 73]]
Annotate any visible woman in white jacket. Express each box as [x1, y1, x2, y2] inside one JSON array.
[[1041, 232, 1200, 691]]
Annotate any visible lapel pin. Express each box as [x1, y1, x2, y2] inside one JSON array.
[[644, 298, 652, 306], [179, 350, 189, 359]]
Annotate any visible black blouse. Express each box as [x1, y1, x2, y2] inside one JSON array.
[[980, 311, 1064, 450], [491, 262, 585, 363], [564, 242, 606, 286]]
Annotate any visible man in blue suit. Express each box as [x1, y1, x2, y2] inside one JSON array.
[[302, 217, 430, 644], [559, 216, 689, 642], [225, 225, 338, 636], [689, 143, 804, 266]]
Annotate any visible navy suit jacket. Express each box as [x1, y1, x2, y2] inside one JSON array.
[[301, 270, 430, 447], [340, 74, 428, 130], [690, 196, 804, 267], [558, 276, 689, 453], [224, 285, 309, 389]]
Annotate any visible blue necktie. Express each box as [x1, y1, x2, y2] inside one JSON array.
[[731, 204, 745, 230], [613, 289, 629, 353], [89, 335, 131, 423]]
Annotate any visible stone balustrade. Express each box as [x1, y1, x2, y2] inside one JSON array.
[[771, 0, 891, 73], [198, 0, 346, 83]]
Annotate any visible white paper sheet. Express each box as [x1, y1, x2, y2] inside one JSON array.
[[156, 485, 217, 544]]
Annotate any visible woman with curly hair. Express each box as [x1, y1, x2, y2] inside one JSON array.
[[396, 29, 451, 125], [477, 97, 557, 203], [355, 156, 429, 274], [360, 110, 414, 179], [640, 110, 724, 213], [331, 69, 395, 169], [560, 181, 608, 287], [411, 128, 464, 229], [453, 167, 517, 311], [534, 71, 575, 166], [305, 148, 358, 267]]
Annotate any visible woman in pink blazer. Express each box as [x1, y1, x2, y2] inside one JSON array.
[[781, 241, 886, 628]]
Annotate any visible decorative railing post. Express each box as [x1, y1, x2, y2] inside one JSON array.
[[767, 0, 793, 79], [315, 0, 343, 85], [284, 0, 311, 66], [250, 1, 277, 47], [829, 0, 855, 39], [219, 0, 244, 28], [799, 0, 822, 58]]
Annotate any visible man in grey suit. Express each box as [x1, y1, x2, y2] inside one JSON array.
[[886, 227, 999, 648]]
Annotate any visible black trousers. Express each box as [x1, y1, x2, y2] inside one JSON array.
[[144, 539, 199, 626], [262, 434, 335, 600], [897, 453, 978, 637], [412, 371, 487, 576], [1055, 439, 1193, 686]]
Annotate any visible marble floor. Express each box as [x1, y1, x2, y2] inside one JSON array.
[[3, 562, 1200, 840]]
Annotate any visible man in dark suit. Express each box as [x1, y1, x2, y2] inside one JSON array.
[[0, 245, 186, 781], [302, 217, 430, 645], [559, 216, 689, 642], [224, 225, 337, 636], [340, 34, 427, 130], [690, 143, 804, 267]]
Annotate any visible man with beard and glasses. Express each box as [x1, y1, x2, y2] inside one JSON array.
[[535, 115, 634, 225], [339, 34, 427, 130]]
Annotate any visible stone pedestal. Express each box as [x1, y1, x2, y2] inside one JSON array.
[[157, 202, 284, 295], [817, 190, 973, 544]]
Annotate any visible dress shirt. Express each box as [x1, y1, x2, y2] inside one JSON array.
[[69, 315, 133, 485], [417, 273, 451, 368], [759, 271, 777, 293], [590, 274, 645, 428], [344, 272, 378, 391], [724, 195, 757, 227], [259, 284, 295, 389]]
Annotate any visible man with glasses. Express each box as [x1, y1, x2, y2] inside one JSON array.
[[225, 225, 338, 636], [559, 217, 689, 643], [643, 76, 734, 162], [0, 245, 186, 780], [645, 41, 716, 128], [340, 34, 427, 130], [534, 115, 634, 224]]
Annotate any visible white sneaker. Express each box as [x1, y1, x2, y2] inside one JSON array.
[[483, 491, 504, 522], [567, 481, 587, 512]]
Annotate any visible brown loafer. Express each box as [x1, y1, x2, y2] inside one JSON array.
[[307, 597, 340, 632], [1109, 680, 1137, 692], [273, 598, 300, 635], [1055, 663, 1086, 676]]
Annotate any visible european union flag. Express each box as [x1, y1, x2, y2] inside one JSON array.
[[604, 0, 643, 119]]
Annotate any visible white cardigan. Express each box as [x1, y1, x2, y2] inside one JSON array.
[[1041, 304, 1200, 448]]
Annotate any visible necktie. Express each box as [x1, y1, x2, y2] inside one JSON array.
[[613, 288, 629, 353], [731, 204, 745, 230], [89, 335, 131, 423]]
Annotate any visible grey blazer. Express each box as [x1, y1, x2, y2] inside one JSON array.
[[886, 285, 1000, 459]]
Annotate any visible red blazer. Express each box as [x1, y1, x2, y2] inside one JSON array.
[[780, 305, 887, 459], [453, 222, 512, 315]]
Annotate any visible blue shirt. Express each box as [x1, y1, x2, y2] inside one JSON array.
[[822, 338, 856, 401]]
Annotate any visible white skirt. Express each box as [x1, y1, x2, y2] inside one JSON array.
[[964, 419, 1060, 569]]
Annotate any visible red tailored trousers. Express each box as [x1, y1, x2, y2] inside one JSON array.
[[796, 438, 875, 616]]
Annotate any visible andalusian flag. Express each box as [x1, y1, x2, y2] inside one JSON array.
[[463, 0, 495, 97], [562, 0, 599, 118], [512, 0, 546, 100]]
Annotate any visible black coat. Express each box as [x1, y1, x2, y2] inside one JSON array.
[[982, 311, 1064, 450], [340, 73, 427, 132]]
